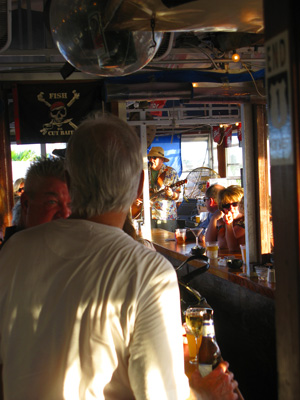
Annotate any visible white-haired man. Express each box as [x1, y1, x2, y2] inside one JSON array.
[[0, 113, 238, 400]]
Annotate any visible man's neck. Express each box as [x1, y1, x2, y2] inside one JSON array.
[[70, 212, 127, 229]]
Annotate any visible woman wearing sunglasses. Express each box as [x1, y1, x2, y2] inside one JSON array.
[[205, 185, 245, 252], [13, 177, 25, 204]]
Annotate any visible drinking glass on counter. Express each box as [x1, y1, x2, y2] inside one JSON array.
[[184, 307, 205, 364], [205, 241, 219, 266], [240, 244, 246, 264], [196, 211, 208, 224], [175, 228, 186, 244], [190, 227, 204, 249]]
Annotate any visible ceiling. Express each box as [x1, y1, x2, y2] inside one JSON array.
[[0, 0, 266, 136], [0, 1, 265, 77]]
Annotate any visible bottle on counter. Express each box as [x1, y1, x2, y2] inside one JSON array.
[[197, 308, 222, 377], [267, 265, 276, 283]]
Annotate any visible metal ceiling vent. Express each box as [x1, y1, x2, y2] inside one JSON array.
[[0, 0, 11, 53]]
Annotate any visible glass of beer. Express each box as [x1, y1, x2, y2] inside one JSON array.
[[205, 241, 219, 259], [183, 322, 202, 363], [175, 229, 186, 244], [184, 307, 205, 364]]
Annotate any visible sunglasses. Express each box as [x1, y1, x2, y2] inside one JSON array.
[[17, 187, 24, 193], [222, 202, 239, 210], [148, 157, 158, 160]]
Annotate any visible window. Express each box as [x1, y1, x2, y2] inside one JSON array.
[[225, 134, 243, 185], [11, 143, 41, 182], [11, 142, 66, 182], [181, 134, 210, 180]]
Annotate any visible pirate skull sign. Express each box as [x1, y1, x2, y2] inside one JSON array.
[[50, 102, 67, 123], [37, 90, 79, 135]]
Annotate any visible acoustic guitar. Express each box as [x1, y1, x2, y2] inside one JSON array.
[[131, 179, 187, 219]]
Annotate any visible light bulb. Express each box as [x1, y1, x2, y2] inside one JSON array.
[[232, 52, 240, 62]]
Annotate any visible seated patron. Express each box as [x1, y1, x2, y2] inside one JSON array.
[[13, 177, 25, 204], [123, 213, 156, 250], [205, 185, 245, 252], [198, 184, 225, 238], [1, 157, 71, 247]]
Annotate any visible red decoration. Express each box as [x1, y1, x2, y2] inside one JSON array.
[[212, 126, 221, 143], [237, 123, 242, 141], [149, 100, 167, 116], [224, 126, 232, 147]]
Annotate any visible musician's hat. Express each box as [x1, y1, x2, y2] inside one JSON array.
[[148, 146, 169, 162]]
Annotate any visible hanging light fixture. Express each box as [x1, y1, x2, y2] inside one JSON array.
[[49, 0, 163, 77]]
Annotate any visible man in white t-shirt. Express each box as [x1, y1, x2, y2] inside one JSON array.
[[0, 113, 238, 400]]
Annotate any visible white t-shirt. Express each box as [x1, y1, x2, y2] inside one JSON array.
[[0, 219, 189, 400]]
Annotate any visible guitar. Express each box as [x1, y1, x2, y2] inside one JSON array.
[[131, 179, 187, 219]]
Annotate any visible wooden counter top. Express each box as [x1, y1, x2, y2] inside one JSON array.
[[150, 229, 275, 299]]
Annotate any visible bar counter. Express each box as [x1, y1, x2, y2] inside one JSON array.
[[150, 228, 275, 299], [149, 229, 277, 400]]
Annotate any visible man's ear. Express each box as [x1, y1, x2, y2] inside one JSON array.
[[209, 198, 215, 207], [137, 170, 144, 199], [64, 171, 71, 191]]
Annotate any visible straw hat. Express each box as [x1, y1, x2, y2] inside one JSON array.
[[148, 146, 169, 162]]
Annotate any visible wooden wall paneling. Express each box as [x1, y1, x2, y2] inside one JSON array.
[[264, 0, 300, 398], [0, 88, 13, 238]]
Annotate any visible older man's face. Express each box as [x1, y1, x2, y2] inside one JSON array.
[[21, 177, 71, 228]]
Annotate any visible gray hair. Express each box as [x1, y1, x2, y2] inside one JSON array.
[[24, 157, 66, 198], [65, 113, 142, 218]]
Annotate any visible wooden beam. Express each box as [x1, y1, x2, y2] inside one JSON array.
[[254, 105, 272, 255], [241, 104, 259, 274]]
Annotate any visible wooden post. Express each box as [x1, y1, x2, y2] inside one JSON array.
[[241, 104, 259, 273], [0, 88, 14, 237], [264, 0, 300, 398], [254, 104, 271, 255]]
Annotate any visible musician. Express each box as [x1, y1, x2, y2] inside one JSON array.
[[147, 146, 181, 232]]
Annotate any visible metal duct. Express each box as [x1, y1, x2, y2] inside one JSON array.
[[104, 82, 194, 101], [108, 0, 264, 33]]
